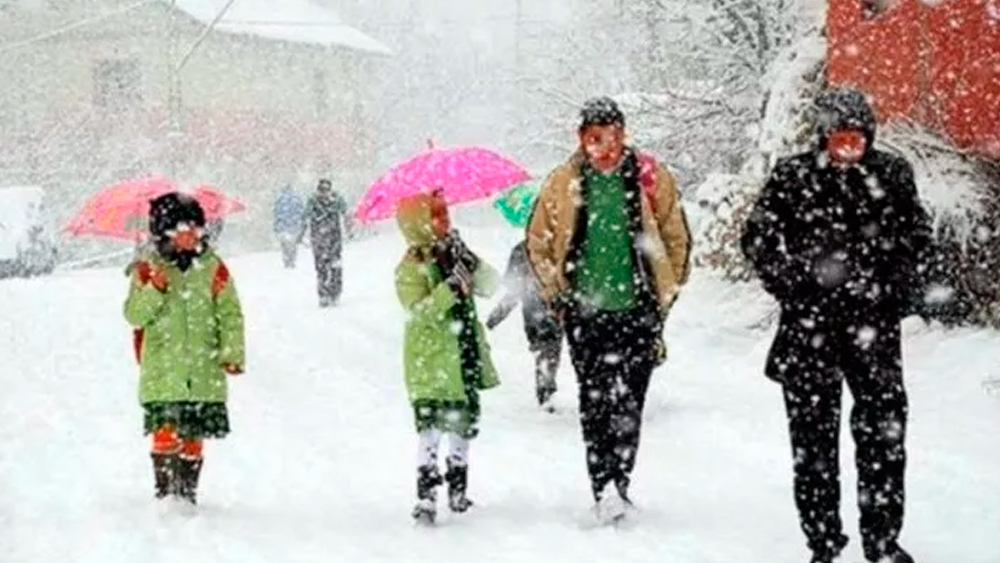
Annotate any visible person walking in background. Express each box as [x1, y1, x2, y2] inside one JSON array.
[[124, 192, 245, 508], [394, 190, 501, 524], [526, 97, 691, 524], [304, 179, 347, 307], [741, 88, 931, 563], [486, 240, 563, 412], [273, 185, 305, 269]]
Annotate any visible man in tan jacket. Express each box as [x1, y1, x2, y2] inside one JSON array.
[[526, 97, 691, 523]]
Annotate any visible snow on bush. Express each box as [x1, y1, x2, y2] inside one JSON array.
[[691, 172, 758, 280], [880, 123, 1000, 326], [693, 24, 1000, 328], [694, 29, 826, 281]]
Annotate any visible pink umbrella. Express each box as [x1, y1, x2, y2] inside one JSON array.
[[65, 176, 246, 241], [191, 184, 247, 219], [354, 143, 531, 224]]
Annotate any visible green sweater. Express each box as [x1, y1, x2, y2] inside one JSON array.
[[576, 170, 637, 312]]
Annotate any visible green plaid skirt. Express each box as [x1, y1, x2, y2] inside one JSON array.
[[412, 392, 480, 439], [143, 401, 230, 440]]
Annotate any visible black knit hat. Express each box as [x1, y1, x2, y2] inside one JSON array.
[[149, 192, 206, 240], [579, 96, 625, 132], [814, 88, 878, 148]]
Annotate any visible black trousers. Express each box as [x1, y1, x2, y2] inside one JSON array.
[[566, 306, 657, 501], [779, 320, 908, 561], [313, 244, 342, 304]]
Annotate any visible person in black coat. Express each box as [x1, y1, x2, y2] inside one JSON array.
[[741, 88, 931, 563], [304, 179, 348, 307], [486, 240, 564, 410]]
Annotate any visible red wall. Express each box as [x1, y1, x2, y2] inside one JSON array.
[[827, 0, 1000, 160]]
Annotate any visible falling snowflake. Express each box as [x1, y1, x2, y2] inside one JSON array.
[[924, 283, 954, 305], [857, 326, 878, 349]]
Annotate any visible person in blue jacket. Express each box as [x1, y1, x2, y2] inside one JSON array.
[[273, 185, 305, 268]]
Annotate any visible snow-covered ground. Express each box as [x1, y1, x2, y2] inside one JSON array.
[[1, 225, 998, 563]]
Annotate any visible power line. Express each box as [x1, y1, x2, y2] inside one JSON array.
[[175, 0, 239, 71], [0, 0, 156, 54]]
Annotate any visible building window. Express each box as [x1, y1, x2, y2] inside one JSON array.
[[862, 0, 891, 19], [93, 59, 142, 110], [313, 69, 329, 118]]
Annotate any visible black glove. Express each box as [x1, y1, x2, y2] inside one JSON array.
[[434, 231, 478, 276]]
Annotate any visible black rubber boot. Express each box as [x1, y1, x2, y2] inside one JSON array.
[[445, 460, 473, 513], [865, 543, 915, 563], [151, 453, 177, 499], [412, 465, 442, 523], [176, 457, 203, 505]]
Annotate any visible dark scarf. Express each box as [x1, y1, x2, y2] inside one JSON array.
[[155, 237, 206, 272], [432, 230, 484, 389]]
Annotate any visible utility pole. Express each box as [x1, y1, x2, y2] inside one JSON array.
[[165, 0, 238, 178], [166, 0, 182, 178], [514, 0, 523, 67]]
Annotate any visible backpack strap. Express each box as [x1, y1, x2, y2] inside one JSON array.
[[133, 328, 144, 364], [212, 261, 230, 299], [637, 152, 659, 213]]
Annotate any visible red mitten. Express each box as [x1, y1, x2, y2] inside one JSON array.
[[135, 261, 153, 284], [148, 268, 169, 292]]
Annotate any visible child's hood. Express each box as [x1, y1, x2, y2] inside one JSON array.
[[396, 194, 438, 249]]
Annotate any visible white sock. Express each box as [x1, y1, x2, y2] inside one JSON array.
[[417, 429, 441, 468], [447, 433, 470, 467]]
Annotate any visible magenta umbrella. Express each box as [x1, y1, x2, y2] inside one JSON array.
[[353, 143, 531, 224]]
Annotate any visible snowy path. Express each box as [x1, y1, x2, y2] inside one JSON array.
[[1, 228, 998, 563]]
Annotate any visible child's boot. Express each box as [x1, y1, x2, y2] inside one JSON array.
[[150, 453, 177, 499], [445, 459, 473, 513], [176, 457, 203, 505], [412, 465, 442, 523]]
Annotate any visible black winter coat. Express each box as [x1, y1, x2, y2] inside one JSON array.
[[742, 149, 932, 324], [306, 192, 347, 252]]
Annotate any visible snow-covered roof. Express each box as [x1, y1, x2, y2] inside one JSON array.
[[171, 0, 392, 56]]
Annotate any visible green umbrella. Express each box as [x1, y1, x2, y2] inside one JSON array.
[[493, 181, 540, 228]]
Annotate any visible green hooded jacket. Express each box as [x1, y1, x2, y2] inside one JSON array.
[[124, 250, 245, 404], [395, 198, 500, 404]]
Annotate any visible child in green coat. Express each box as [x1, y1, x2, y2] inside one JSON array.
[[124, 193, 245, 506], [394, 191, 500, 524]]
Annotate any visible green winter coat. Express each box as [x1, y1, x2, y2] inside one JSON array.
[[395, 200, 500, 404], [124, 251, 245, 405]]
